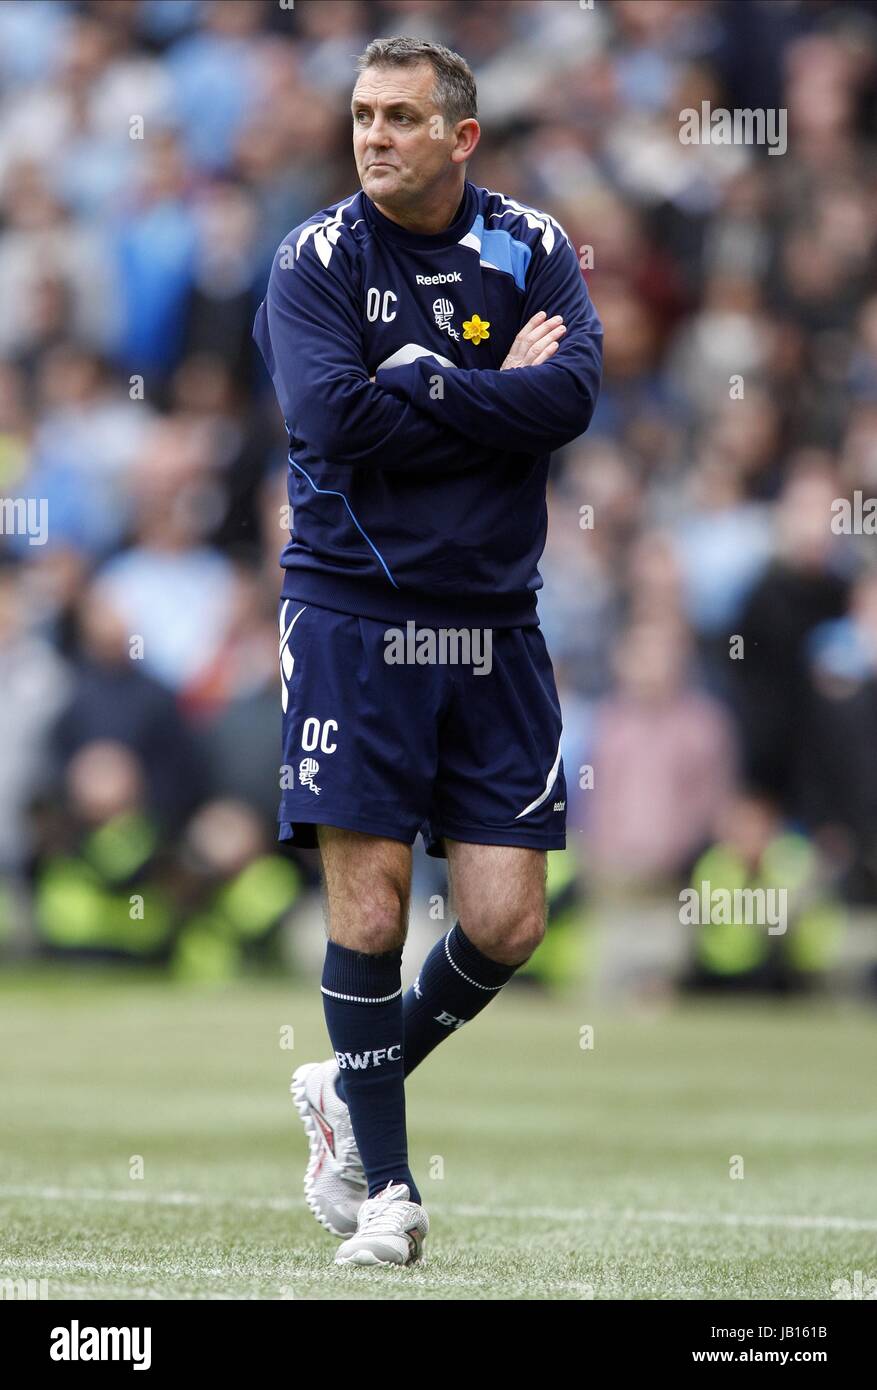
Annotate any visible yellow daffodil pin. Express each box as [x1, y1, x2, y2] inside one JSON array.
[[462, 314, 490, 345]]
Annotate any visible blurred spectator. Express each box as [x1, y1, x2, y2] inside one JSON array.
[[0, 563, 71, 871], [171, 797, 302, 980], [802, 566, 877, 902], [95, 417, 237, 692], [681, 790, 845, 993], [588, 614, 737, 885], [50, 580, 209, 834], [31, 739, 175, 958], [16, 345, 156, 558], [731, 458, 853, 806], [165, 0, 269, 174], [110, 131, 198, 376]]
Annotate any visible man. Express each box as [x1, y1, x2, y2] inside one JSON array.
[[252, 35, 602, 1268]]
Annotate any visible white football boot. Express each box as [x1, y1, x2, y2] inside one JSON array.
[[334, 1181, 429, 1267], [290, 1059, 367, 1237]]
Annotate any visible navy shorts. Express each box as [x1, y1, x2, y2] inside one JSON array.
[[277, 598, 566, 859]]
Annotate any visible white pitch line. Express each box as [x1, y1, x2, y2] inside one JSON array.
[[7, 1281, 259, 1301], [0, 1186, 298, 1211], [0, 1185, 875, 1233], [0, 1256, 598, 1296], [448, 1202, 877, 1232]]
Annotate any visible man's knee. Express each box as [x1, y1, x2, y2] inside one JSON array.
[[339, 888, 408, 954], [317, 828, 411, 952], [474, 906, 547, 967]]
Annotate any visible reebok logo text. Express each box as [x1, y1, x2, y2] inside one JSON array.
[[416, 272, 462, 285]]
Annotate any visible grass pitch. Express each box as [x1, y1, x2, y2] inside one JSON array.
[[1, 968, 875, 1300]]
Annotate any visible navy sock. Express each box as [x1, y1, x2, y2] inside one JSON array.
[[402, 920, 518, 1075], [322, 940, 420, 1203]]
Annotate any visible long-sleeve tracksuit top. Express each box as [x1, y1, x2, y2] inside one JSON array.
[[253, 178, 603, 628]]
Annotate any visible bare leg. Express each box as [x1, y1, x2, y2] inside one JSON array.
[[317, 825, 412, 950], [446, 839, 547, 965]]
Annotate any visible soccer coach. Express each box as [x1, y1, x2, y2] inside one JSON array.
[[253, 35, 602, 1267]]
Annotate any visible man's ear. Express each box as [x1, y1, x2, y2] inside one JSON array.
[[452, 118, 480, 164]]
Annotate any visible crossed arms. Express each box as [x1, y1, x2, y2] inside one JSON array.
[[254, 224, 603, 473]]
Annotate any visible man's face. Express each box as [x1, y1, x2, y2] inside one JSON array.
[[351, 63, 465, 211]]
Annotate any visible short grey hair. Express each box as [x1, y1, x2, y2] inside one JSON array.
[[354, 36, 477, 127]]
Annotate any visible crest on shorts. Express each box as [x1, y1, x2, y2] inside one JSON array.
[[299, 757, 321, 795]]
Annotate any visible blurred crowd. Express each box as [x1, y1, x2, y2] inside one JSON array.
[[1, 0, 876, 981]]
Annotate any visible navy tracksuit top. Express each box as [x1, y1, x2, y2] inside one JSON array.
[[252, 178, 603, 628]]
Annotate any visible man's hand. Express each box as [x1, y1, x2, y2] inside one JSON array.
[[500, 311, 566, 370]]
